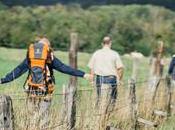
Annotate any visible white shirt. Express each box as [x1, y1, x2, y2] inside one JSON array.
[[88, 46, 123, 76]]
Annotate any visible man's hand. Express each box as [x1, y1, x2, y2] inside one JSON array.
[[84, 73, 95, 86], [84, 73, 93, 81]]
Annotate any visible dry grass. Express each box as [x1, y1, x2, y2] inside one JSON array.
[[9, 78, 174, 130], [0, 47, 174, 130]]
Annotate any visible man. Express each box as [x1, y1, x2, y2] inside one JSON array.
[[0, 37, 90, 129], [88, 36, 124, 106], [168, 54, 175, 87]]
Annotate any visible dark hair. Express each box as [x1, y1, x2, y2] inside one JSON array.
[[103, 36, 111, 45]]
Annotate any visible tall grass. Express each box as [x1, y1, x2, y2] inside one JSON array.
[[0, 47, 174, 130]]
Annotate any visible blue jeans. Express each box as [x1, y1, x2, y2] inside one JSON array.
[[96, 75, 117, 105]]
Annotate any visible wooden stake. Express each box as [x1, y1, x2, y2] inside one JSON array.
[[129, 79, 137, 130], [0, 95, 14, 130], [165, 76, 172, 117], [67, 32, 78, 130]]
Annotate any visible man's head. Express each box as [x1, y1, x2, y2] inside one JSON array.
[[102, 36, 112, 47]]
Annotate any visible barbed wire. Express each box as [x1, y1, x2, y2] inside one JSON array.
[[0, 76, 169, 107], [1, 76, 168, 98], [0, 76, 173, 130], [76, 103, 130, 119]]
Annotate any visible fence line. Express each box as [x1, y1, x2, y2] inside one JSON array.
[[2, 77, 167, 97], [0, 76, 173, 130]]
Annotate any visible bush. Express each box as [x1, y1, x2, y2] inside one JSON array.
[[0, 4, 175, 55]]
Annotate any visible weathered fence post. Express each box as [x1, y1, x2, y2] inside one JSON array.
[[150, 42, 164, 104], [60, 85, 68, 127], [154, 41, 164, 77], [129, 79, 137, 130], [151, 78, 161, 105], [148, 41, 164, 93], [67, 32, 78, 130], [0, 95, 14, 130], [165, 75, 172, 117]]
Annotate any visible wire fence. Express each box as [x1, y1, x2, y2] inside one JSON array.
[[0, 76, 174, 130], [2, 76, 165, 96]]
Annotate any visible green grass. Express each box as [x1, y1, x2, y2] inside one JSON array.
[[0, 47, 150, 91], [0, 47, 173, 129], [0, 47, 139, 93], [0, 47, 92, 93], [158, 116, 175, 130]]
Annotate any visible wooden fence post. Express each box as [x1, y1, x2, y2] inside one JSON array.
[[129, 79, 137, 130], [148, 42, 162, 103], [165, 76, 172, 117], [152, 41, 164, 77], [60, 85, 68, 128], [0, 95, 14, 130], [67, 32, 78, 130], [151, 78, 161, 105], [148, 41, 164, 93]]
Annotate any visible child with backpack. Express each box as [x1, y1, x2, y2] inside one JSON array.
[[0, 37, 91, 129]]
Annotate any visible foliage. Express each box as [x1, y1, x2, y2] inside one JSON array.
[[2, 0, 175, 11], [0, 4, 175, 55]]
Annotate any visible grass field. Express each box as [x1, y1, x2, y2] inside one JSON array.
[[0, 47, 149, 91], [0, 47, 175, 130]]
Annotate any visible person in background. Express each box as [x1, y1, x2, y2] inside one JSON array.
[[168, 54, 175, 87], [88, 36, 124, 107], [0, 36, 91, 129]]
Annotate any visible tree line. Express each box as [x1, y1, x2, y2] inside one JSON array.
[[1, 0, 175, 11], [0, 3, 175, 55]]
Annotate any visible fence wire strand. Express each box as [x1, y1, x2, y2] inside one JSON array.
[[0, 76, 173, 129]]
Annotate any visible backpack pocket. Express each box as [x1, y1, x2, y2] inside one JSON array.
[[30, 67, 45, 85]]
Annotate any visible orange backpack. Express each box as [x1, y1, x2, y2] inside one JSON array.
[[26, 42, 54, 93]]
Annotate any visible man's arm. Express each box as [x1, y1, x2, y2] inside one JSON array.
[[117, 67, 124, 81], [52, 57, 85, 77], [0, 59, 29, 84], [115, 53, 124, 82]]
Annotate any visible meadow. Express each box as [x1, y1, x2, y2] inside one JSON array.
[[0, 47, 148, 91], [0, 47, 175, 130]]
